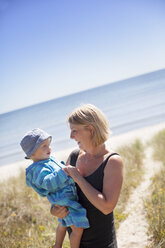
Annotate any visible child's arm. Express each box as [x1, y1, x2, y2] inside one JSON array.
[[32, 166, 68, 192]]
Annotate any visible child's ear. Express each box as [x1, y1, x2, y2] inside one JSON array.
[[30, 155, 34, 161]]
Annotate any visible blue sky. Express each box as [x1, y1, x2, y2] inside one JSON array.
[[1, 0, 165, 114]]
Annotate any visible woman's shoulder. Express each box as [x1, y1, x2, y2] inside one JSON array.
[[106, 152, 124, 171], [70, 148, 80, 156], [67, 149, 80, 166]]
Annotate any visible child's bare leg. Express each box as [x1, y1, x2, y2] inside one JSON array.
[[52, 223, 67, 248], [70, 225, 83, 248]]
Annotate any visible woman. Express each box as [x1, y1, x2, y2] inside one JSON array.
[[51, 104, 124, 248]]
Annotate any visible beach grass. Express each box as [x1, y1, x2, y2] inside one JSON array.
[[0, 138, 147, 247], [0, 172, 70, 248], [114, 139, 145, 228], [144, 129, 165, 247]]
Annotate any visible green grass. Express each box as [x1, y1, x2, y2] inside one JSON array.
[[144, 129, 165, 248]]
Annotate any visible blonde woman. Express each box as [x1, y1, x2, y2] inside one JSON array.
[[51, 104, 124, 248]]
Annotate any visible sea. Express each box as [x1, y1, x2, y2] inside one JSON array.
[[0, 69, 165, 167]]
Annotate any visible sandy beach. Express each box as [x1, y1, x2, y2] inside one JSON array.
[[0, 121, 165, 182]]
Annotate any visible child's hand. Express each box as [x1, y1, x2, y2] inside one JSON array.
[[50, 205, 69, 219], [63, 165, 81, 183]]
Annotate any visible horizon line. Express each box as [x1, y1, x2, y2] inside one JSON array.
[[1, 67, 165, 116]]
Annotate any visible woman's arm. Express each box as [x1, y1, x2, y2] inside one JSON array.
[[64, 155, 124, 215]]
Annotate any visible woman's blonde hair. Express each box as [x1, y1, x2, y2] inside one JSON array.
[[67, 104, 111, 146]]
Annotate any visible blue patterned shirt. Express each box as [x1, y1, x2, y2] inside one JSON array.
[[26, 156, 89, 228]]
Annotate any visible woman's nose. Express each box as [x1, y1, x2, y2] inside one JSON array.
[[70, 132, 74, 139]]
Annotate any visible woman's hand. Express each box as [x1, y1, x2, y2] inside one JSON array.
[[50, 205, 69, 219], [63, 165, 81, 183]]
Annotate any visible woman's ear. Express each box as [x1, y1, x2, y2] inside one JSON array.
[[88, 125, 94, 137]]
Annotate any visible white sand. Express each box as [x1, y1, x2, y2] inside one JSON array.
[[107, 122, 165, 149], [0, 122, 165, 182], [116, 146, 163, 248]]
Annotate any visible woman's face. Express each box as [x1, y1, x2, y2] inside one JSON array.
[[69, 123, 92, 150]]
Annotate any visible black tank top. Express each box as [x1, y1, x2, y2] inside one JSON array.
[[69, 149, 118, 248]]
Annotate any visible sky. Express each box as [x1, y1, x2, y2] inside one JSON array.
[[0, 0, 165, 114]]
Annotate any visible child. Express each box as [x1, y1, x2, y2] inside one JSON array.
[[20, 128, 89, 248]]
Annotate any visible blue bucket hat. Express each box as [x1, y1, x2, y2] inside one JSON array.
[[20, 128, 52, 159]]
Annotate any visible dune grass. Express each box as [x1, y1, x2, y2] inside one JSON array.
[[0, 138, 146, 247], [144, 129, 165, 247], [114, 139, 145, 228], [0, 171, 70, 248]]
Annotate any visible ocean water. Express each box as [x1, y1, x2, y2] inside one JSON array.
[[0, 69, 165, 166]]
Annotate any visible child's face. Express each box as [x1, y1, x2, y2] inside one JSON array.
[[30, 138, 51, 162]]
